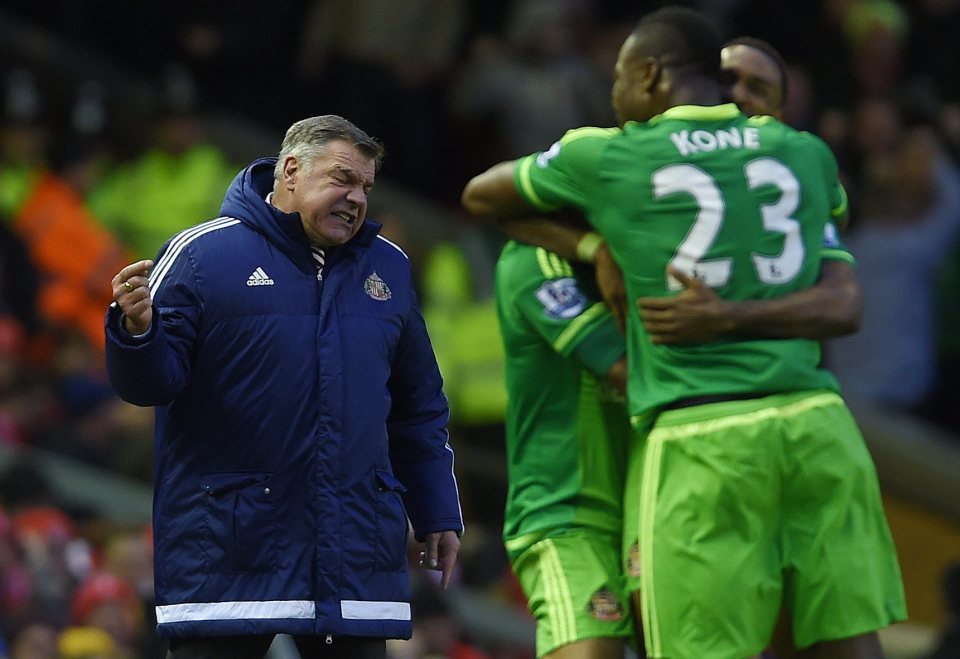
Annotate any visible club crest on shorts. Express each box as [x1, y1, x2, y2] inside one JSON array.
[[627, 542, 641, 578], [364, 271, 392, 301], [587, 589, 623, 621]]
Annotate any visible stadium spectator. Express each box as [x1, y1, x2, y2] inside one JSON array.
[[68, 572, 142, 658], [419, 228, 508, 529], [449, 0, 613, 163], [1, 72, 129, 355], [57, 625, 119, 659], [85, 76, 237, 261], [825, 125, 960, 411], [297, 0, 468, 200], [0, 219, 39, 343], [8, 621, 57, 659], [105, 114, 463, 658], [10, 159, 132, 353], [390, 580, 494, 659]]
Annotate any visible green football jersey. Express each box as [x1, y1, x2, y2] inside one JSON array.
[[513, 104, 844, 419], [495, 241, 631, 547]]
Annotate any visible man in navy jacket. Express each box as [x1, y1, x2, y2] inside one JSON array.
[[106, 115, 463, 659]]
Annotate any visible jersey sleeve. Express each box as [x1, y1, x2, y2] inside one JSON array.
[[830, 182, 849, 230], [505, 246, 624, 377], [512, 127, 618, 212], [820, 221, 856, 265], [800, 130, 848, 228]]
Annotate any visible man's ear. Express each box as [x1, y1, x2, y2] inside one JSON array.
[[643, 57, 662, 94], [282, 156, 299, 190]]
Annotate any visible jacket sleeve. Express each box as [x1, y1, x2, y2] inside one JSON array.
[[104, 242, 201, 406], [387, 284, 464, 540]]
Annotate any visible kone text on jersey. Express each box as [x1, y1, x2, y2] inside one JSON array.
[[670, 127, 760, 157]]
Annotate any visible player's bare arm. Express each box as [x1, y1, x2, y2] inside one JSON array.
[[463, 160, 599, 258], [639, 260, 862, 344], [464, 161, 635, 332], [605, 357, 628, 398], [462, 160, 527, 217], [496, 215, 597, 263]]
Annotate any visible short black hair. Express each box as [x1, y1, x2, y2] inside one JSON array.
[[634, 6, 721, 79], [724, 36, 790, 105]]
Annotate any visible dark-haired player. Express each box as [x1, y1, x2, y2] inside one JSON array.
[[636, 34, 858, 355]]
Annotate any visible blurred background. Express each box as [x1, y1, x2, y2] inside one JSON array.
[[0, 0, 958, 657]]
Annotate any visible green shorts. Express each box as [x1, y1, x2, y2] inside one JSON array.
[[509, 530, 634, 657], [636, 390, 907, 659], [624, 415, 653, 595]]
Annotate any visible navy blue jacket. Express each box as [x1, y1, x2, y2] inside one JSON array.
[[105, 158, 463, 639]]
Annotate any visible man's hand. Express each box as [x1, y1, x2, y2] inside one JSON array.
[[112, 260, 154, 335], [420, 530, 461, 590], [638, 267, 732, 344], [595, 242, 627, 333]]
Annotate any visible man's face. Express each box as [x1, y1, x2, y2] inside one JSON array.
[[612, 34, 658, 125], [721, 44, 783, 118], [282, 140, 376, 247]]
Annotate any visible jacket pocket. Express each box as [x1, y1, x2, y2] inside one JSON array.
[[375, 469, 409, 572], [201, 471, 276, 573]]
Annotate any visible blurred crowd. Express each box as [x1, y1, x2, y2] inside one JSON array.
[[1, 0, 960, 657]]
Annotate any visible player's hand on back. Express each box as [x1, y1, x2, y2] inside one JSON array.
[[638, 266, 733, 344]]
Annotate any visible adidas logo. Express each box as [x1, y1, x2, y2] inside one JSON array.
[[246, 267, 275, 286]]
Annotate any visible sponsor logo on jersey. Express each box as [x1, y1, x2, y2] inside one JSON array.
[[364, 271, 392, 301], [535, 277, 586, 319], [587, 589, 624, 622]]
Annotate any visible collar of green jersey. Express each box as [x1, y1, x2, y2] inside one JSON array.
[[639, 103, 741, 127]]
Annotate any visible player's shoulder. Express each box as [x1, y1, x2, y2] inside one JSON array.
[[791, 127, 832, 155], [497, 240, 541, 276], [531, 127, 620, 175], [791, 129, 838, 172], [496, 241, 569, 287], [748, 115, 833, 156], [559, 126, 620, 145]]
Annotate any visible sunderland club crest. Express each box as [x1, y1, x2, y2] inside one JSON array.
[[587, 589, 624, 622], [364, 271, 392, 301]]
